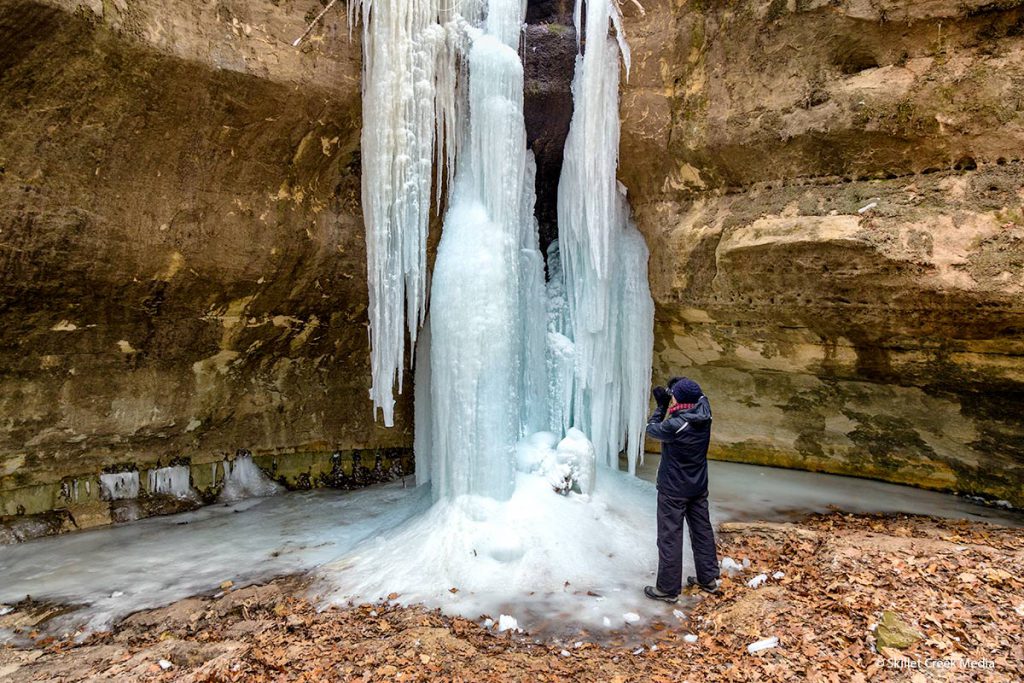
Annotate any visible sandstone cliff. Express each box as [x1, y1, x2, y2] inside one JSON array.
[[0, 0, 413, 527], [621, 0, 1024, 505]]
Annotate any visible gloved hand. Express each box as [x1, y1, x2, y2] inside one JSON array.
[[652, 386, 671, 410]]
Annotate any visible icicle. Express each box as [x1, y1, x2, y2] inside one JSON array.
[[351, 0, 449, 426], [147, 465, 196, 499], [413, 313, 433, 487], [553, 0, 654, 473], [99, 471, 140, 501]]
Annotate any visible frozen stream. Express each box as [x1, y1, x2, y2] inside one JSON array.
[[1, 461, 1018, 641]]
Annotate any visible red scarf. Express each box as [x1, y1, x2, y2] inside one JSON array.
[[668, 402, 696, 415]]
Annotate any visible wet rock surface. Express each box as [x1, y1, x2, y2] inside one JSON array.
[[620, 0, 1024, 505]]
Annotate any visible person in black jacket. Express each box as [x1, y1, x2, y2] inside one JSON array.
[[643, 377, 720, 602]]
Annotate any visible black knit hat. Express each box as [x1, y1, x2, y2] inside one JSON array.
[[671, 378, 703, 404]]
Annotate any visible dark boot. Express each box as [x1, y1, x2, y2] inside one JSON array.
[[686, 576, 720, 595], [644, 585, 679, 603]]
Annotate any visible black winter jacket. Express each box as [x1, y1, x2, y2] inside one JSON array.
[[645, 396, 713, 498]]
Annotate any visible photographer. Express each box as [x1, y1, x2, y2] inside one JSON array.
[[643, 377, 720, 602]]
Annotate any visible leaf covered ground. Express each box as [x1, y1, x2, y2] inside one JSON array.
[[1, 512, 1021, 682]]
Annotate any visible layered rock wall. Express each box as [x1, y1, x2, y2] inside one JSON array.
[[622, 0, 1024, 505], [0, 0, 414, 530]]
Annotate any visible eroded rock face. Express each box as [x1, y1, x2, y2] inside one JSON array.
[[0, 0, 414, 523], [621, 0, 1024, 505]]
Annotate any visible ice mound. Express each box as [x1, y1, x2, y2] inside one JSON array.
[[514, 430, 596, 496], [220, 455, 284, 502], [316, 467, 682, 633]]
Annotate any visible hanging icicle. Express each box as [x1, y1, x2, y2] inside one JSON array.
[[350, 0, 447, 426], [553, 0, 654, 473]]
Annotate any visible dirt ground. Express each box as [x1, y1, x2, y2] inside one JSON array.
[[1, 512, 1021, 682]]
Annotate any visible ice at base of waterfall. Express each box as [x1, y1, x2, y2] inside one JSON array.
[[316, 466, 674, 633]]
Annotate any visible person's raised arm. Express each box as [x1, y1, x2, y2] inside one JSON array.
[[646, 386, 675, 442]]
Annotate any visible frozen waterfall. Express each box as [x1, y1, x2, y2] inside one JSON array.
[[327, 0, 661, 631], [355, 0, 652, 496], [351, 0, 453, 426]]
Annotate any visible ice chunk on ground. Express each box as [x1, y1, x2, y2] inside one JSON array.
[[772, 571, 785, 580], [555, 429, 596, 496], [683, 633, 698, 643], [497, 615, 520, 633], [220, 455, 283, 502], [623, 612, 640, 624], [747, 636, 779, 654], [721, 557, 744, 575], [747, 574, 768, 589]]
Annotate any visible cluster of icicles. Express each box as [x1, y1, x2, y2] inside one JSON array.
[[351, 0, 654, 499]]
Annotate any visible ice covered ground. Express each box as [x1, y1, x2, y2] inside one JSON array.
[[0, 462, 1019, 642], [641, 457, 1022, 526]]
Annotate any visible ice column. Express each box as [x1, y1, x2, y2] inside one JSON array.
[[553, 0, 654, 473], [424, 1, 548, 501]]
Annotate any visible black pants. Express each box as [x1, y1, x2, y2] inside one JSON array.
[[656, 491, 719, 595]]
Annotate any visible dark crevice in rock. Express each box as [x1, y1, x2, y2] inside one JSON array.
[[523, 8, 577, 256], [526, 0, 574, 24]]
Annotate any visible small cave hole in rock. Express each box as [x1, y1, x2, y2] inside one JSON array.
[[954, 156, 978, 171]]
